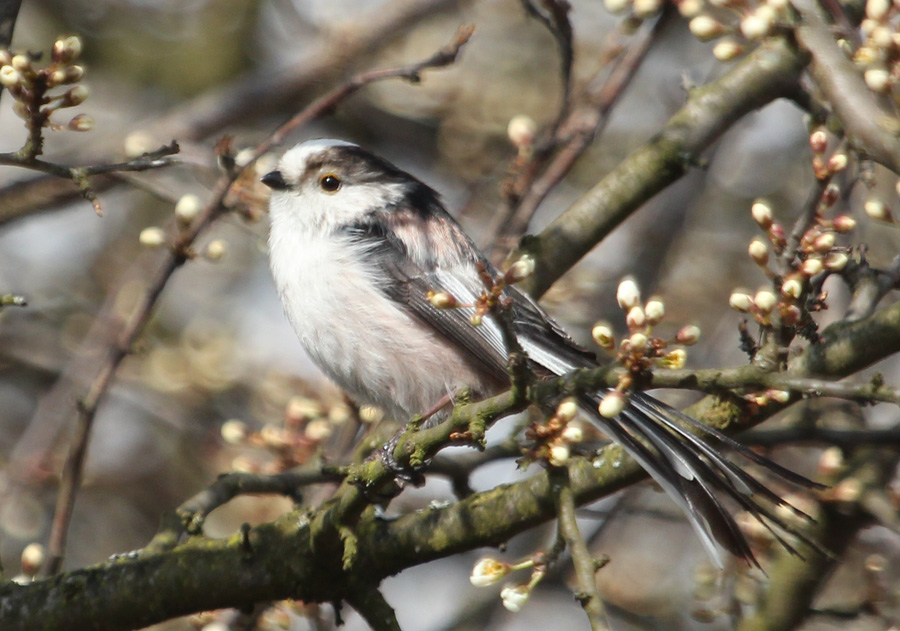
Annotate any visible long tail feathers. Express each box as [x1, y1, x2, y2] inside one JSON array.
[[579, 392, 824, 569]]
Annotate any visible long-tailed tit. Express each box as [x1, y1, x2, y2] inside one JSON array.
[[262, 139, 814, 567]]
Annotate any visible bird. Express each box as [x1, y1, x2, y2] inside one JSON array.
[[261, 139, 816, 568]]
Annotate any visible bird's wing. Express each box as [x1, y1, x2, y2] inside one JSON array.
[[344, 214, 819, 569]]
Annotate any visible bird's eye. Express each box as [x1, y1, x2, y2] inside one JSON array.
[[319, 174, 342, 193]]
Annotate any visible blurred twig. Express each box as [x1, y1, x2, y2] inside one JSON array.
[[488, 8, 670, 262], [519, 0, 574, 130], [0, 0, 462, 227], [794, 0, 900, 173], [41, 25, 475, 577]]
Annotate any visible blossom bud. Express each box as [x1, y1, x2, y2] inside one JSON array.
[[677, 0, 703, 16], [660, 348, 687, 369], [548, 444, 571, 466], [175, 194, 202, 226], [629, 332, 648, 350], [633, 0, 661, 18], [11, 54, 29, 71], [865, 198, 892, 221], [801, 257, 823, 276], [506, 255, 535, 283], [832, 215, 856, 232], [748, 238, 768, 265], [827, 153, 848, 174], [866, 0, 891, 20], [713, 39, 743, 61], [592, 323, 615, 350], [67, 113, 94, 131], [507, 115, 537, 149], [675, 324, 701, 345], [817, 446, 844, 477], [139, 226, 166, 248], [52, 35, 83, 64], [598, 391, 627, 418], [767, 389, 791, 403], [809, 130, 828, 155], [604, 0, 632, 13], [644, 299, 665, 324], [753, 289, 777, 313], [561, 424, 583, 443], [824, 251, 849, 271], [729, 292, 753, 312], [220, 419, 247, 444], [751, 200, 773, 229], [813, 232, 836, 252], [62, 84, 89, 107], [864, 68, 891, 93], [428, 291, 456, 309], [555, 398, 579, 423], [616, 278, 641, 310], [740, 12, 772, 39], [689, 16, 724, 41], [205, 240, 227, 261], [781, 277, 803, 299], [626, 306, 646, 329], [500, 583, 531, 612], [20, 543, 44, 577], [0, 65, 19, 88], [470, 558, 510, 587]]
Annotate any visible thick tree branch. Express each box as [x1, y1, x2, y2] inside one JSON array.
[[515, 36, 809, 297]]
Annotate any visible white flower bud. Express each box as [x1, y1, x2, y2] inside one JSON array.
[[561, 423, 583, 443], [740, 13, 771, 39], [64, 84, 89, 106], [677, 0, 703, 16], [626, 306, 646, 329], [867, 0, 891, 20], [813, 232, 836, 252], [124, 130, 155, 157], [767, 389, 791, 403], [629, 332, 648, 350], [689, 16, 724, 41], [175, 194, 202, 226], [471, 558, 510, 587], [616, 278, 641, 310], [817, 446, 844, 477], [555, 398, 579, 423], [139, 226, 166, 248], [809, 130, 828, 154], [604, 0, 632, 13], [507, 115, 537, 149], [801, 257, 823, 276], [865, 198, 891, 221], [633, 0, 661, 17], [864, 68, 891, 93], [824, 251, 849, 271], [549, 444, 571, 466], [427, 291, 457, 309], [644, 299, 665, 324], [753, 289, 777, 313], [68, 114, 94, 132], [832, 215, 856, 232], [52, 35, 83, 64], [500, 583, 531, 612], [660, 348, 687, 369], [592, 323, 615, 350], [781, 278, 803, 299], [20, 543, 45, 577], [713, 39, 743, 61], [751, 200, 773, 228], [729, 292, 753, 312], [675, 324, 701, 345], [0, 65, 19, 88], [305, 418, 333, 441], [204, 240, 227, 261], [598, 391, 627, 418], [10, 54, 29, 71], [220, 419, 247, 444], [748, 238, 769, 265], [507, 255, 535, 283]]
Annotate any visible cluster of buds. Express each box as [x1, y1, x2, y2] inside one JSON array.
[[855, 0, 900, 96], [730, 183, 855, 329], [0, 35, 94, 144], [469, 556, 545, 612], [427, 256, 534, 327], [221, 395, 345, 473], [525, 398, 585, 467], [592, 278, 701, 419], [678, 0, 791, 62]]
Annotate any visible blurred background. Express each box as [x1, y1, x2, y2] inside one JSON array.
[[0, 0, 898, 629]]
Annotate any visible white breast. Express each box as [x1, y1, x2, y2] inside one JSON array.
[[267, 218, 486, 422]]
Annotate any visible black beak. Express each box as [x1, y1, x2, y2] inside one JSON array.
[[261, 170, 289, 190]]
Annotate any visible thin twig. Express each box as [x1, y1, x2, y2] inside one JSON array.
[[488, 8, 670, 262], [519, 0, 574, 130], [553, 470, 608, 631], [41, 27, 475, 577]]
